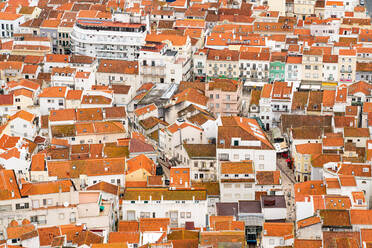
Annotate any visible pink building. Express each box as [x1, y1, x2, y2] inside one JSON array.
[[206, 79, 242, 117]]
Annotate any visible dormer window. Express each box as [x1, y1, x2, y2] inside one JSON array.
[[227, 56, 231, 60], [215, 56, 219, 60], [220, 139, 225, 144]]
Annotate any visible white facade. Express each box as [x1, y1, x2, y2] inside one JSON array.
[[71, 19, 147, 60], [122, 196, 208, 228], [217, 148, 276, 172], [0, 14, 25, 38]]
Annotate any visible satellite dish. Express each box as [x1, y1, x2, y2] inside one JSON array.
[[63, 202, 69, 207]]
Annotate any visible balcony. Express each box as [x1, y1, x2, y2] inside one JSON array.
[[199, 167, 210, 172], [195, 64, 204, 68]]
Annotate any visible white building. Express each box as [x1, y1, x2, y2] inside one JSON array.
[[217, 116, 276, 172], [0, 13, 25, 38], [122, 188, 208, 228], [219, 161, 255, 202], [139, 42, 192, 84], [71, 19, 147, 60], [38, 87, 67, 115]]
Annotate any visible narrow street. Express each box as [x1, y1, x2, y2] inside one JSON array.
[[277, 158, 296, 222]]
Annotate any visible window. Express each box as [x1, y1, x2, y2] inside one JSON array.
[[186, 212, 191, 218], [219, 153, 229, 161], [244, 183, 252, 188], [209, 94, 213, 99], [216, 94, 219, 99], [224, 183, 232, 188], [234, 183, 240, 188], [259, 164, 264, 170], [245, 154, 250, 160], [226, 95, 230, 100], [259, 155, 264, 160], [32, 200, 39, 208], [59, 213, 64, 220], [180, 212, 185, 218], [269, 239, 274, 245], [233, 154, 239, 160], [216, 103, 220, 108]]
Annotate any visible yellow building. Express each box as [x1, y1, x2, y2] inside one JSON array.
[[294, 143, 322, 182]]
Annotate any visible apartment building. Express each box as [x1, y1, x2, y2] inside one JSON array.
[[122, 188, 208, 228], [0, 13, 25, 38], [206, 79, 242, 117], [139, 42, 191, 84], [301, 49, 323, 84], [71, 19, 147, 60], [206, 49, 239, 81], [339, 49, 357, 85], [219, 161, 255, 202], [239, 52, 270, 87], [217, 116, 276, 172]]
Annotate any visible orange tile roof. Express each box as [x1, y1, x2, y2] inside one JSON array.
[[0, 169, 21, 200], [263, 222, 293, 239], [339, 175, 357, 187], [296, 143, 322, 155], [38, 86, 67, 98], [66, 90, 83, 100], [9, 110, 35, 122], [21, 180, 73, 196], [30, 153, 45, 171], [146, 33, 187, 47], [0, 12, 22, 20], [297, 216, 321, 229], [361, 229, 372, 243], [118, 221, 139, 232], [172, 88, 208, 106], [350, 210, 372, 225], [326, 178, 341, 189], [294, 239, 322, 248], [261, 84, 272, 98], [352, 191, 365, 204], [126, 154, 156, 175], [47, 157, 125, 178], [325, 195, 351, 209], [322, 90, 336, 107], [326, 1, 343, 6], [45, 54, 69, 63], [49, 109, 76, 122], [13, 89, 33, 98], [59, 224, 84, 242], [322, 136, 344, 147], [134, 103, 157, 117], [38, 226, 62, 247], [295, 180, 326, 201], [139, 218, 170, 232], [221, 161, 253, 174], [339, 49, 357, 56], [108, 231, 139, 244], [6, 221, 35, 239]]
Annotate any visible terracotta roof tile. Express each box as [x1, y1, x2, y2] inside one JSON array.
[[263, 222, 293, 239]]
